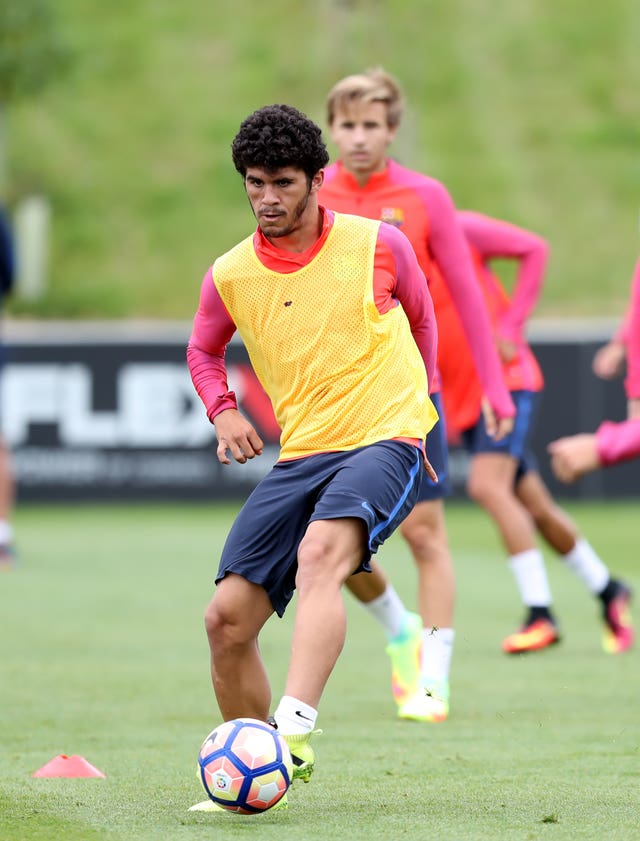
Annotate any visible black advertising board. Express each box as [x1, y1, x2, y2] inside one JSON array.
[[2, 325, 637, 502]]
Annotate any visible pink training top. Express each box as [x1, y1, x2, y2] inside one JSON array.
[[187, 207, 438, 422], [596, 255, 640, 466], [320, 160, 515, 421], [624, 255, 640, 399], [438, 212, 546, 435], [457, 211, 547, 345]]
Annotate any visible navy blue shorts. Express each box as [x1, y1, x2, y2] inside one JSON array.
[[416, 391, 451, 502], [216, 440, 424, 617], [461, 390, 539, 478]]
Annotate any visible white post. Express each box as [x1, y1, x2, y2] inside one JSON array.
[[14, 194, 50, 300]]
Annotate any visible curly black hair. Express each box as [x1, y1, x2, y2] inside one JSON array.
[[231, 104, 330, 180]]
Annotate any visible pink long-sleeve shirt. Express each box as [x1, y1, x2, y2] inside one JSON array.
[[437, 211, 546, 434], [187, 207, 438, 426], [320, 160, 515, 421], [458, 211, 548, 345], [596, 256, 640, 466]]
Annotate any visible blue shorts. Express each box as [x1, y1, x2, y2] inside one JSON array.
[[416, 391, 451, 502], [461, 390, 539, 477], [216, 440, 424, 616]]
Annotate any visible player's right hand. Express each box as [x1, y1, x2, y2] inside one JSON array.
[[213, 408, 264, 465], [481, 398, 514, 442], [592, 341, 626, 380]]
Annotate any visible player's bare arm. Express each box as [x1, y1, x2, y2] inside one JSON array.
[[213, 408, 264, 465]]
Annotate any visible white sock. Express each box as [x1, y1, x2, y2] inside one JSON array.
[[0, 521, 13, 545], [562, 538, 610, 594], [509, 548, 552, 606], [360, 584, 408, 640], [420, 627, 454, 690], [273, 695, 317, 735]]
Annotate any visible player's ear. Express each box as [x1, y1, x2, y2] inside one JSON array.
[[310, 170, 325, 193]]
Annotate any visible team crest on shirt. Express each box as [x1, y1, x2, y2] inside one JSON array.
[[380, 207, 404, 227]]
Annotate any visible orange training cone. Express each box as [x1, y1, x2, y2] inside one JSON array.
[[32, 754, 106, 778]]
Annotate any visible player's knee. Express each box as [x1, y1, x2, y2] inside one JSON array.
[[296, 536, 329, 584], [296, 532, 356, 591], [466, 473, 489, 505], [400, 516, 432, 554], [204, 598, 224, 642], [204, 594, 250, 651]]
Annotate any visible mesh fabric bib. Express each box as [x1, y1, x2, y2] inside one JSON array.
[[213, 212, 437, 459]]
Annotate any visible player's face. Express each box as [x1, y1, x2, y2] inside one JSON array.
[[244, 166, 322, 240], [330, 101, 396, 179]]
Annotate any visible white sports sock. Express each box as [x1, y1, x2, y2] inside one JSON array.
[[420, 627, 454, 688], [509, 548, 552, 607], [562, 538, 610, 594], [360, 584, 408, 640], [273, 695, 317, 735], [0, 520, 13, 545]]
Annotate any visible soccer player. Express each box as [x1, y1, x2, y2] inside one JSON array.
[[549, 254, 640, 481], [319, 69, 515, 723], [440, 210, 633, 655], [187, 104, 440, 807]]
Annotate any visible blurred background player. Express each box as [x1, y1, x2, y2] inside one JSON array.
[[439, 210, 633, 655], [550, 253, 640, 481], [320, 68, 515, 723], [0, 206, 16, 570], [187, 103, 439, 808]]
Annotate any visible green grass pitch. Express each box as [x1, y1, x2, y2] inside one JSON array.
[[1, 501, 638, 840]]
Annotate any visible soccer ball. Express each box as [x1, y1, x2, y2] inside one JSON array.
[[198, 717, 293, 814]]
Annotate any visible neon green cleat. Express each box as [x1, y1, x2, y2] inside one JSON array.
[[188, 795, 289, 813], [397, 682, 450, 723], [283, 730, 321, 783], [385, 611, 422, 706]]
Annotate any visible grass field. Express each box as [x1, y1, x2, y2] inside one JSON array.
[[1, 501, 638, 840], [6, 1, 640, 319]]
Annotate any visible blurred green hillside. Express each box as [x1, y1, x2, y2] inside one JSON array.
[[5, 0, 640, 319]]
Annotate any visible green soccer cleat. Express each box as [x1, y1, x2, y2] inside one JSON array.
[[398, 682, 450, 723], [385, 611, 423, 706], [283, 730, 321, 784], [188, 795, 289, 813]]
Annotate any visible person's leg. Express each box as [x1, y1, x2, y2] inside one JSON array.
[[515, 469, 579, 555], [0, 440, 15, 568], [400, 498, 455, 628], [347, 404, 457, 720], [204, 573, 275, 721], [516, 469, 634, 653], [466, 451, 559, 652], [397, 497, 454, 720], [274, 441, 424, 775], [284, 516, 367, 707], [345, 560, 424, 710]]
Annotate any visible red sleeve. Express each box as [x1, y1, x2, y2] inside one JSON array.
[[624, 256, 640, 399], [458, 211, 548, 343], [420, 182, 515, 419], [377, 223, 438, 391], [186, 267, 239, 421]]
